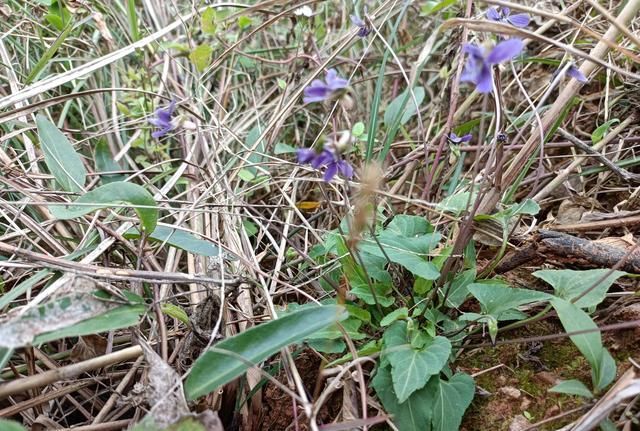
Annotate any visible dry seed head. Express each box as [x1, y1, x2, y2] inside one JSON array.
[[348, 162, 383, 248]]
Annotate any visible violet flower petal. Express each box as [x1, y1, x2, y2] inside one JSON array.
[[486, 7, 501, 21], [507, 13, 530, 28], [459, 133, 472, 143], [312, 149, 335, 168], [462, 43, 484, 59], [567, 65, 588, 83], [475, 64, 494, 93], [297, 148, 316, 164], [487, 38, 523, 64], [325, 69, 349, 90], [337, 160, 354, 179], [323, 162, 338, 182], [350, 15, 365, 27]]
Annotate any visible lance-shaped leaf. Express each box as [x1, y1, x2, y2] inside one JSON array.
[[185, 305, 347, 400], [37, 115, 87, 193], [50, 181, 158, 232]]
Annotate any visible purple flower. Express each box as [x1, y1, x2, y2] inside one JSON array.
[[297, 147, 353, 182], [149, 99, 176, 139], [567, 64, 588, 82], [448, 132, 472, 144], [303, 69, 349, 104], [350, 15, 371, 38], [486, 7, 530, 28], [461, 39, 524, 93]]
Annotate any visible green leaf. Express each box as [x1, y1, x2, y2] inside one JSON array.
[[432, 373, 475, 431], [0, 347, 13, 371], [161, 303, 190, 325], [436, 190, 476, 216], [380, 307, 409, 327], [384, 87, 426, 126], [125, 225, 222, 257], [591, 119, 619, 144], [274, 143, 297, 154], [599, 419, 618, 431], [50, 181, 158, 232], [350, 281, 395, 307], [468, 281, 551, 318], [372, 365, 435, 431], [551, 297, 615, 390], [0, 420, 27, 431], [189, 44, 213, 73], [442, 268, 476, 308], [352, 122, 365, 137], [201, 7, 217, 34], [358, 230, 441, 281], [185, 305, 347, 400], [385, 215, 433, 236], [384, 322, 451, 402], [95, 140, 125, 184], [244, 124, 266, 178], [238, 15, 252, 29], [549, 380, 593, 398], [421, 0, 458, 15], [37, 114, 87, 193], [594, 348, 616, 392], [534, 269, 625, 308], [34, 303, 145, 345], [0, 270, 51, 311], [551, 297, 601, 364]]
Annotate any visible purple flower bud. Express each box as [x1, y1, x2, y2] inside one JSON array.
[[350, 15, 371, 38], [567, 64, 588, 83], [303, 69, 349, 104], [461, 39, 524, 93], [149, 99, 177, 139], [449, 132, 472, 144]]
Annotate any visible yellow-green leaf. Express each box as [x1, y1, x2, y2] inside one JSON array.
[[189, 44, 213, 73]]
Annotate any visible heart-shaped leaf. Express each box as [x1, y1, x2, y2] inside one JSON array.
[[432, 373, 475, 431], [534, 269, 625, 308], [372, 365, 436, 431], [383, 321, 451, 402]]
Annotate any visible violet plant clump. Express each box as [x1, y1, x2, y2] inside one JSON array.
[[486, 6, 530, 28], [303, 69, 349, 103], [297, 146, 353, 182], [461, 39, 524, 93], [149, 99, 177, 139]]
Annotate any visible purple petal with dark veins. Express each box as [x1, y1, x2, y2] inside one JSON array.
[[508, 14, 530, 28], [486, 7, 501, 21], [487, 38, 523, 64]]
